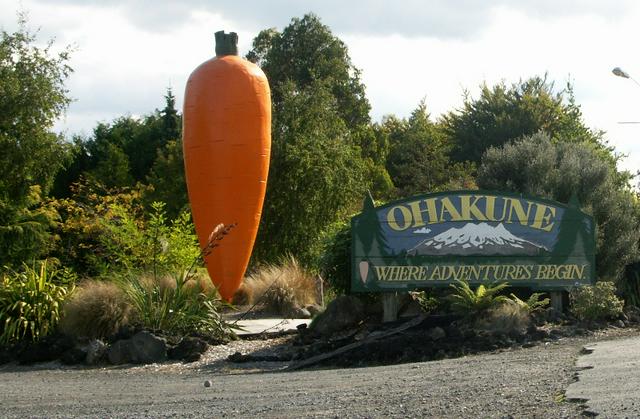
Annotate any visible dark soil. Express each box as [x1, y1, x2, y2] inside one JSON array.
[[229, 311, 633, 370]]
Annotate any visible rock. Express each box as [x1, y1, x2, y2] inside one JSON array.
[[168, 337, 208, 363], [17, 334, 74, 365], [309, 295, 365, 336], [107, 340, 133, 365], [61, 347, 87, 365], [426, 327, 446, 341], [287, 306, 311, 319], [398, 299, 424, 318], [129, 331, 167, 364], [108, 331, 167, 365], [86, 340, 107, 365], [204, 380, 212, 388], [527, 327, 550, 341], [0, 347, 12, 365], [305, 304, 324, 317], [444, 326, 462, 339], [508, 330, 526, 343], [549, 329, 565, 338]]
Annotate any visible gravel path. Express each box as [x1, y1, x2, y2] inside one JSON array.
[[1, 328, 637, 418]]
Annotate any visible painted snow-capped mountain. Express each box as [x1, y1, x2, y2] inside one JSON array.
[[408, 222, 548, 256]]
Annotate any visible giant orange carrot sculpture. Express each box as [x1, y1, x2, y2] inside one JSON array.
[[183, 31, 271, 301]]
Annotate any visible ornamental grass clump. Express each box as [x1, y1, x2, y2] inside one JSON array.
[[570, 281, 624, 321], [60, 280, 133, 339], [474, 301, 531, 335], [241, 256, 318, 315], [111, 223, 238, 341], [0, 261, 75, 345], [113, 273, 233, 339]]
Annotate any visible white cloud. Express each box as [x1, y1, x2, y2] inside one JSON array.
[[2, 0, 639, 174]]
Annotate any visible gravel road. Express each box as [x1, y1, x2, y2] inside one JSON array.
[[1, 329, 637, 418]]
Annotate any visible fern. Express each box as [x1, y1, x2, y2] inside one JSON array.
[[510, 292, 550, 313], [447, 279, 510, 317]]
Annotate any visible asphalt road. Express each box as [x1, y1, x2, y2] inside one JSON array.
[[0, 340, 587, 418], [566, 335, 640, 417]]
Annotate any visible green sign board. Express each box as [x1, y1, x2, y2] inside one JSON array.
[[351, 191, 595, 292]]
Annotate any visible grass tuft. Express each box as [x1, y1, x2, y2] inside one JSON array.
[[242, 256, 318, 315], [60, 280, 133, 339]]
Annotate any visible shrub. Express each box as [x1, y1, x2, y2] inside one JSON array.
[[113, 273, 234, 340], [60, 280, 133, 339], [52, 180, 200, 277], [570, 281, 624, 321], [621, 262, 640, 308], [447, 279, 511, 317], [474, 301, 531, 335], [0, 261, 75, 345], [318, 222, 351, 295], [409, 291, 439, 315], [243, 256, 319, 315], [477, 132, 640, 282]]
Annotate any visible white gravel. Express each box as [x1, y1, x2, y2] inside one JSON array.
[[0, 327, 638, 418]]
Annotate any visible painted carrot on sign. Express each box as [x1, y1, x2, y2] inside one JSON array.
[[183, 31, 271, 301]]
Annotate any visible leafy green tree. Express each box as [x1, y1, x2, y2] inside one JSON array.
[[145, 139, 188, 219], [0, 16, 73, 265], [54, 89, 182, 194], [247, 13, 370, 127], [247, 15, 382, 264], [253, 80, 367, 265], [477, 132, 640, 280], [443, 76, 607, 164], [383, 101, 475, 197]]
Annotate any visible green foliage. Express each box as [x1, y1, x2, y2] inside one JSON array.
[[248, 14, 387, 265], [318, 222, 352, 295], [0, 186, 60, 267], [247, 13, 370, 128], [477, 132, 640, 280], [54, 89, 182, 195], [0, 16, 73, 267], [145, 139, 188, 219], [52, 180, 199, 277], [443, 76, 607, 164], [113, 273, 234, 339], [447, 279, 510, 317], [0, 15, 73, 202], [253, 80, 367, 265], [409, 291, 439, 314], [570, 282, 624, 321], [0, 260, 75, 345], [95, 201, 199, 276], [622, 262, 640, 308], [383, 101, 476, 196], [509, 292, 550, 314]]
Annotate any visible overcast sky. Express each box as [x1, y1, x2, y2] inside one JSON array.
[[2, 0, 639, 174]]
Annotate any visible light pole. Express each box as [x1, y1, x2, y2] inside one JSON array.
[[612, 67, 640, 88], [612, 67, 640, 124]]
